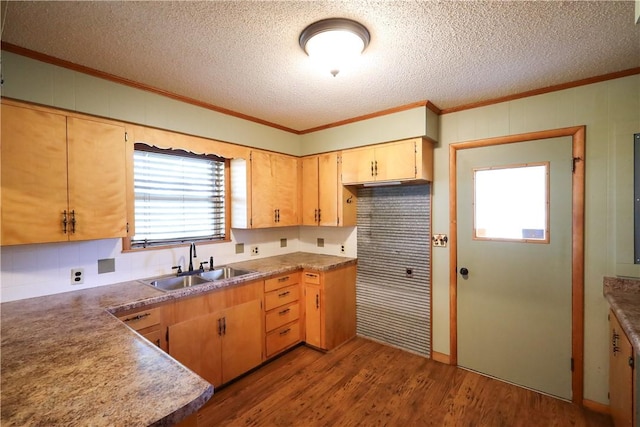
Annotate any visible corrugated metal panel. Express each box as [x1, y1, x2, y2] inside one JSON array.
[[356, 185, 431, 356]]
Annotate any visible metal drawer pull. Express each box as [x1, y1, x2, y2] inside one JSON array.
[[278, 291, 290, 297], [279, 328, 291, 336], [316, 294, 320, 309], [278, 276, 290, 282], [278, 308, 291, 315], [123, 313, 151, 322], [305, 273, 317, 278]]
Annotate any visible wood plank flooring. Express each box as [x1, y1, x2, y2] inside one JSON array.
[[197, 337, 612, 426]]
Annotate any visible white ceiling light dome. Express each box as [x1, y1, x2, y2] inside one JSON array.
[[299, 18, 371, 77]]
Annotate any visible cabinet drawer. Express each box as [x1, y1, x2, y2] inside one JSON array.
[[303, 271, 320, 285], [265, 285, 299, 311], [118, 307, 161, 331], [265, 272, 300, 292], [266, 321, 301, 357], [265, 302, 300, 332]]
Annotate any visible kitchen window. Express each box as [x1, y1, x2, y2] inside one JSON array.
[[131, 144, 227, 248]]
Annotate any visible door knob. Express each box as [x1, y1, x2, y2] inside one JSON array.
[[459, 267, 469, 276]]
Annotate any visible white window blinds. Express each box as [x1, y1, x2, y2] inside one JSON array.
[[132, 145, 226, 248]]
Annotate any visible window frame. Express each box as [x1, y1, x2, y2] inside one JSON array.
[[123, 143, 231, 251], [472, 161, 550, 244]]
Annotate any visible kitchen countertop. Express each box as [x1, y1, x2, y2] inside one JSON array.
[[1, 252, 355, 426], [604, 276, 640, 351]]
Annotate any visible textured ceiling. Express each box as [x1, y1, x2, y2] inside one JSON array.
[[2, 1, 639, 132]]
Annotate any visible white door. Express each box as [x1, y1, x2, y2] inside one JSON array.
[[457, 136, 574, 400]]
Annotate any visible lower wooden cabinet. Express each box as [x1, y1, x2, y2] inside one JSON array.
[[304, 264, 357, 351], [264, 272, 302, 358], [610, 310, 635, 427], [168, 281, 263, 387], [117, 304, 169, 352]]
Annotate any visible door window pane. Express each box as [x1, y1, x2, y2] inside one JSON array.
[[474, 163, 549, 242]]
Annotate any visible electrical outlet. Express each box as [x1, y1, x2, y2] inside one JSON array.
[[251, 246, 259, 256], [71, 268, 84, 285], [341, 244, 345, 254]]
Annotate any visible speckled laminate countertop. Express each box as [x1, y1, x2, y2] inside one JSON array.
[[604, 276, 640, 351], [1, 252, 355, 426]]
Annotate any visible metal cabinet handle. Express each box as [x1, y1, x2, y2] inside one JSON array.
[[316, 293, 320, 309], [278, 291, 290, 298], [70, 210, 76, 234], [62, 210, 68, 234], [217, 318, 222, 336], [278, 276, 290, 283], [123, 313, 151, 322], [371, 161, 374, 176], [278, 308, 291, 316], [318, 209, 321, 222], [279, 328, 291, 336], [222, 317, 226, 335], [374, 160, 378, 176]]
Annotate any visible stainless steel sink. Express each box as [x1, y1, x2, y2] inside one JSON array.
[[199, 267, 254, 281], [149, 274, 210, 291]]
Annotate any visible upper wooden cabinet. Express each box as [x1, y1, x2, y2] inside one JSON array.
[[252, 151, 298, 227], [341, 138, 434, 185], [301, 152, 356, 227], [1, 101, 127, 246]]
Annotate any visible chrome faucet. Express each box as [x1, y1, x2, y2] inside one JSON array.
[[188, 242, 197, 272]]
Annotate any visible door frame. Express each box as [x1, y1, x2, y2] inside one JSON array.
[[448, 126, 586, 404]]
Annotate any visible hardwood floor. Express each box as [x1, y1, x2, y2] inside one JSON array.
[[197, 337, 612, 426]]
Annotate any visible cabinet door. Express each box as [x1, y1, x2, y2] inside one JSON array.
[[610, 311, 634, 427], [305, 285, 322, 348], [275, 154, 299, 226], [318, 152, 339, 226], [169, 313, 222, 386], [323, 265, 357, 350], [301, 156, 319, 225], [1, 105, 68, 245], [375, 140, 416, 182], [251, 151, 276, 227], [341, 147, 375, 184], [67, 117, 127, 241], [221, 299, 263, 383]]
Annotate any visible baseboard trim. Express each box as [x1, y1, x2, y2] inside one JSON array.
[[431, 351, 451, 364], [583, 399, 610, 415]]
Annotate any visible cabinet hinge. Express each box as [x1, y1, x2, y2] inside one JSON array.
[[124, 131, 128, 142], [572, 157, 582, 173], [415, 141, 418, 153], [570, 358, 574, 372]]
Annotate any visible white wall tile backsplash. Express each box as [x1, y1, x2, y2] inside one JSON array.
[[0, 226, 352, 303]]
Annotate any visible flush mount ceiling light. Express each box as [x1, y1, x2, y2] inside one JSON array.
[[299, 18, 370, 77]]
